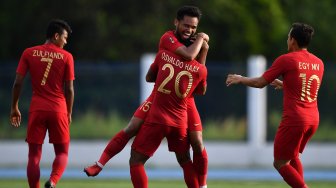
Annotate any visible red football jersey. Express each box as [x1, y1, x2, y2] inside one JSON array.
[[16, 43, 75, 113], [146, 50, 207, 128], [159, 31, 184, 51], [262, 50, 324, 126]]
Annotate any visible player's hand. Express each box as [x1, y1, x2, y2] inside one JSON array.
[[10, 108, 21, 127], [68, 113, 72, 124], [202, 40, 209, 50], [197, 33, 209, 43], [270, 79, 283, 90], [226, 74, 243, 86]]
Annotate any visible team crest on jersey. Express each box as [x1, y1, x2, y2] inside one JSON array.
[[169, 37, 175, 44]]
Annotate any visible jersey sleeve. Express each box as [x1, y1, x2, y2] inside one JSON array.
[[159, 32, 184, 52], [262, 55, 287, 83], [64, 53, 75, 81], [16, 49, 30, 76], [193, 66, 208, 95]]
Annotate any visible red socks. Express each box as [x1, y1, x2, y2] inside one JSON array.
[[278, 164, 307, 188], [27, 144, 42, 188], [193, 148, 208, 186], [50, 143, 69, 184], [290, 157, 304, 177], [181, 160, 199, 188], [130, 164, 148, 188], [98, 130, 130, 166]]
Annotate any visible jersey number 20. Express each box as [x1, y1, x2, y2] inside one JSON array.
[[158, 64, 193, 99]]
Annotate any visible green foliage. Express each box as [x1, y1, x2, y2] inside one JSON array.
[[1, 0, 336, 61], [70, 111, 128, 139]]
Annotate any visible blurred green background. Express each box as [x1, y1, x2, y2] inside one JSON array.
[[1, 0, 335, 141]]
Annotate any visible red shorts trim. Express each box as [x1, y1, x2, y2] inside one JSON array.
[[132, 122, 189, 157], [26, 111, 70, 144], [274, 123, 318, 160]]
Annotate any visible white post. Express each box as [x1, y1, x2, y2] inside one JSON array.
[[247, 55, 267, 148], [140, 53, 155, 103]]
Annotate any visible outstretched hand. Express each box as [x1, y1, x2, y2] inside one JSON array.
[[226, 74, 243, 86]]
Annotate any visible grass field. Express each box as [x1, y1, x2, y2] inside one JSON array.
[[1, 179, 335, 188]]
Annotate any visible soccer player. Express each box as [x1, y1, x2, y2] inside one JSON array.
[[84, 6, 209, 187], [10, 19, 75, 188], [130, 49, 207, 188], [226, 23, 323, 188]]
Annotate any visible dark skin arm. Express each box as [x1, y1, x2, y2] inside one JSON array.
[[10, 74, 25, 127], [175, 33, 209, 61], [226, 74, 269, 88], [64, 80, 74, 124]]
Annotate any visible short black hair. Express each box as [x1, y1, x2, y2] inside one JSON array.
[[290, 22, 314, 48], [176, 6, 202, 21], [46, 19, 72, 39]]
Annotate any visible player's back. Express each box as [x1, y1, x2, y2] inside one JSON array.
[[279, 50, 323, 125], [146, 50, 207, 128], [17, 43, 74, 112]]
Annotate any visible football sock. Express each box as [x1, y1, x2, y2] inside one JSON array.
[[181, 160, 199, 188], [50, 143, 69, 184], [290, 157, 304, 178], [278, 164, 306, 188], [130, 164, 148, 188], [27, 143, 42, 188], [193, 148, 208, 186], [98, 130, 130, 166]]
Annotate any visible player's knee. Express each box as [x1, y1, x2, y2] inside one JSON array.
[[129, 149, 148, 165], [190, 136, 204, 153], [175, 152, 191, 165]]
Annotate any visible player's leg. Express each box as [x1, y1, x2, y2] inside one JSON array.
[[273, 124, 313, 188], [44, 112, 70, 188], [187, 98, 208, 187], [27, 143, 42, 188], [48, 143, 69, 186], [85, 96, 153, 176], [175, 151, 199, 188], [168, 126, 199, 188], [26, 112, 47, 188], [189, 131, 208, 187], [130, 122, 164, 188]]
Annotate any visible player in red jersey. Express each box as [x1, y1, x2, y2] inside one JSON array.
[[226, 23, 323, 188], [130, 49, 207, 188], [84, 6, 209, 187], [10, 19, 75, 188]]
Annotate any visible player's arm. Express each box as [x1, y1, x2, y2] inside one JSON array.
[[226, 74, 268, 88], [146, 67, 157, 83], [10, 74, 25, 127], [64, 80, 74, 124], [196, 40, 209, 65], [175, 33, 209, 61]]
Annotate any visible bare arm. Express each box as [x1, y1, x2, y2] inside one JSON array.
[[226, 74, 268, 88], [175, 33, 209, 61], [10, 74, 24, 127], [196, 40, 209, 65], [64, 80, 74, 124], [145, 67, 157, 83]]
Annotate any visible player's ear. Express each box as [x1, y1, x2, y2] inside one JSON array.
[[174, 19, 178, 27], [53, 33, 59, 40]]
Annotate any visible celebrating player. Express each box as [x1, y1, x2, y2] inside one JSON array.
[[84, 5, 209, 187], [10, 19, 75, 188], [130, 49, 207, 188], [226, 23, 323, 188]]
